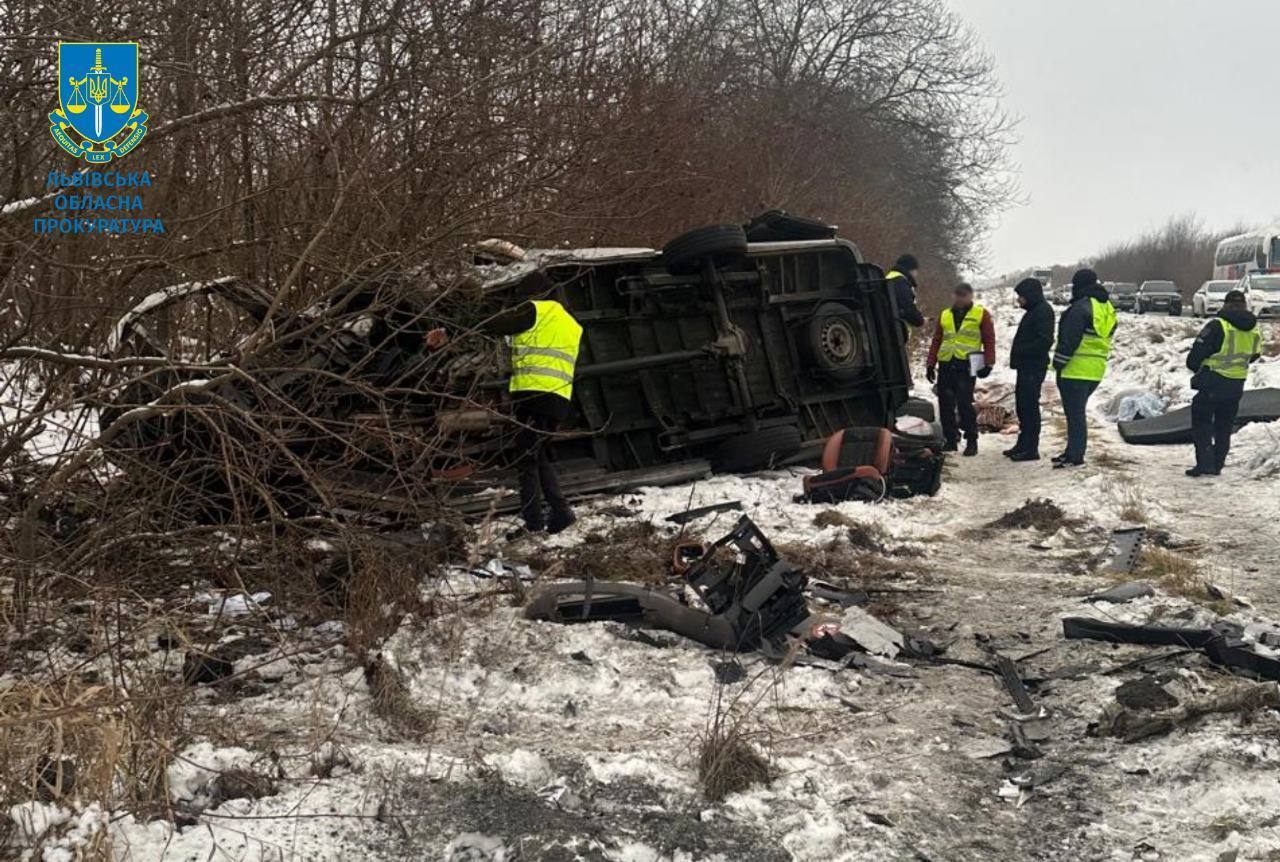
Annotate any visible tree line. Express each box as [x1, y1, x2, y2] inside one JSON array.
[[1, 0, 1012, 347]]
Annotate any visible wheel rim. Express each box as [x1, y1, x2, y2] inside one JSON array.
[[819, 318, 857, 365]]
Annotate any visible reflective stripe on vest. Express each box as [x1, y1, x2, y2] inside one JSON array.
[[1059, 298, 1117, 381], [1202, 318, 1260, 380], [510, 299, 583, 400], [937, 304, 985, 362]]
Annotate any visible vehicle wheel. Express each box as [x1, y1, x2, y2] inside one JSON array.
[[897, 397, 937, 423], [711, 425, 802, 473], [661, 225, 749, 274], [803, 302, 865, 380]]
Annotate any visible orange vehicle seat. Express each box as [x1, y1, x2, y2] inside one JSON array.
[[821, 427, 893, 475]]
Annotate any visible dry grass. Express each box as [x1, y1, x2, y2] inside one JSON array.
[[363, 654, 436, 739], [526, 521, 696, 585], [696, 688, 772, 802], [0, 669, 190, 851], [1129, 547, 1229, 611], [811, 510, 890, 554]]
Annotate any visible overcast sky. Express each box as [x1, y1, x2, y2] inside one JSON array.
[[949, 0, 1280, 276]]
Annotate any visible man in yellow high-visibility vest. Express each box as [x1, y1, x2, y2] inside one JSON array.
[[925, 283, 996, 456], [427, 273, 583, 538], [1051, 269, 1116, 469], [1184, 289, 1262, 477]]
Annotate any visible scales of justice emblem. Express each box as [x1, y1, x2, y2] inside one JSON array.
[[49, 42, 149, 163]]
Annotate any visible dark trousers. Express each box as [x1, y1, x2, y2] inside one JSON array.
[[937, 364, 977, 445], [1190, 388, 1241, 473], [1013, 365, 1046, 454], [512, 400, 571, 529], [1057, 377, 1099, 462]]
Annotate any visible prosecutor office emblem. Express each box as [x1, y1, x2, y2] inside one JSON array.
[[49, 42, 149, 163]]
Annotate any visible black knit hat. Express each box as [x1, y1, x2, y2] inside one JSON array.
[[1071, 268, 1099, 289], [894, 254, 919, 272], [1224, 289, 1247, 304], [1015, 277, 1042, 296]]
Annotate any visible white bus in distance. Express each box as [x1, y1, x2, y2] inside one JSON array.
[[1214, 225, 1280, 281]]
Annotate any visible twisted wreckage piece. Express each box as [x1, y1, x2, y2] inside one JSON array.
[[1062, 617, 1280, 682], [525, 515, 937, 663]]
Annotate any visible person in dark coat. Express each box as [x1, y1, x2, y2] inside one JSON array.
[[1184, 289, 1262, 477], [1051, 269, 1117, 468], [885, 254, 926, 338], [1004, 277, 1055, 461]]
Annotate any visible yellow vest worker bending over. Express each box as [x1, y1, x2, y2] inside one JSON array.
[[427, 272, 583, 539]]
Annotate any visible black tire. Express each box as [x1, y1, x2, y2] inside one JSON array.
[[803, 302, 865, 380], [662, 225, 748, 274], [711, 425, 802, 473], [897, 397, 937, 423]]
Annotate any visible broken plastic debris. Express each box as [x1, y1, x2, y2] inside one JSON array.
[[837, 606, 904, 658], [208, 591, 271, 617]]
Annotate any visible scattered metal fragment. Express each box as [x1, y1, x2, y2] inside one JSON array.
[[961, 736, 1014, 760], [665, 500, 743, 525], [1102, 527, 1146, 574], [1114, 677, 1179, 711], [1065, 617, 1280, 682], [808, 581, 872, 608], [712, 660, 747, 684], [994, 653, 1037, 715], [1062, 617, 1218, 649], [837, 606, 904, 658]]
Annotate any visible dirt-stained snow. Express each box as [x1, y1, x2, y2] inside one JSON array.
[[7, 290, 1280, 861]]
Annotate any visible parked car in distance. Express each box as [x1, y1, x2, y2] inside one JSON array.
[[1109, 282, 1139, 312], [1192, 279, 1238, 317], [1240, 272, 1280, 318], [1136, 280, 1182, 316]]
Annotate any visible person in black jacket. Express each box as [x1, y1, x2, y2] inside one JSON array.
[[1004, 277, 1055, 461], [885, 254, 926, 339], [1184, 290, 1262, 477]]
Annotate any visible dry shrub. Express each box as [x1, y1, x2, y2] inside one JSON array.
[[988, 498, 1079, 532], [696, 713, 771, 802], [0, 672, 189, 837], [1134, 547, 1205, 601], [811, 510, 889, 554], [333, 536, 439, 653], [363, 655, 435, 740], [1117, 489, 1148, 524]]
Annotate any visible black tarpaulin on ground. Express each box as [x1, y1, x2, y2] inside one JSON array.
[[1119, 387, 1280, 445]]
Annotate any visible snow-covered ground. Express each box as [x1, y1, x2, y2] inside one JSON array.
[[6, 293, 1280, 861]]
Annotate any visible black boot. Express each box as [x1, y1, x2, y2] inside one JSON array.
[[963, 439, 978, 457], [547, 508, 577, 534], [1009, 450, 1040, 462]]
